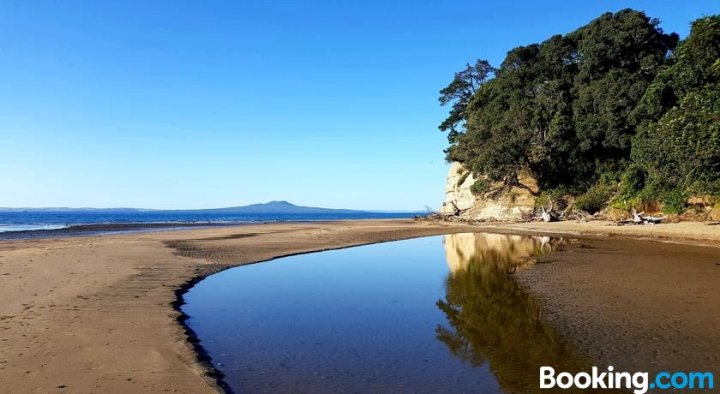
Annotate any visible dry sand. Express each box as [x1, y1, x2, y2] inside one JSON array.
[[2, 219, 720, 392], [0, 220, 476, 393]]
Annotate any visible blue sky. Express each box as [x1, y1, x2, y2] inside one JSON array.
[[1, 1, 717, 210]]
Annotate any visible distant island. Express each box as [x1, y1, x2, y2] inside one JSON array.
[[195, 200, 367, 214]]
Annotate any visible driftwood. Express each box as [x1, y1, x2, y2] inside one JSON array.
[[539, 207, 558, 222], [537, 197, 559, 222], [619, 209, 666, 225], [449, 201, 461, 216], [432, 201, 472, 221], [567, 210, 593, 222]]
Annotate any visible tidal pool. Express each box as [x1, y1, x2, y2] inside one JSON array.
[[181, 233, 590, 393]]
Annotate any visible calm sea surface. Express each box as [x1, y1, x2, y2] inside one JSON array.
[[0, 210, 417, 236], [181, 233, 589, 393]]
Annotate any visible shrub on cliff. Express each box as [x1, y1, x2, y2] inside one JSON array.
[[470, 179, 489, 195]]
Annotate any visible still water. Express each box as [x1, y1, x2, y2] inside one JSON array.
[[181, 233, 590, 393]]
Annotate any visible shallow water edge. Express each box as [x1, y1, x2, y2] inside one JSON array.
[[173, 234, 584, 392], [171, 234, 483, 392], [163, 221, 720, 393]]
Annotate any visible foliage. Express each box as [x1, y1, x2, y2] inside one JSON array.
[[632, 16, 720, 210], [457, 171, 470, 186], [534, 188, 569, 210], [619, 165, 647, 199], [438, 60, 496, 144], [439, 10, 720, 213], [632, 16, 720, 124], [469, 179, 489, 195], [660, 188, 686, 214], [573, 184, 614, 213]]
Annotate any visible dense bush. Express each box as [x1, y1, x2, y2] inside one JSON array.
[[440, 11, 720, 214], [619, 165, 646, 198], [573, 184, 614, 213], [470, 179, 489, 195], [632, 17, 720, 195]]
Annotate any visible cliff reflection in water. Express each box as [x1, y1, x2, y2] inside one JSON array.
[[437, 233, 590, 392]]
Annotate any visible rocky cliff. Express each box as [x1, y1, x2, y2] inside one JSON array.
[[439, 162, 537, 221]]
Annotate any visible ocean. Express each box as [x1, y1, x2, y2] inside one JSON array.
[[0, 210, 421, 239]]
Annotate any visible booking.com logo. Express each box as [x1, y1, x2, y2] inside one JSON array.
[[540, 366, 714, 393]]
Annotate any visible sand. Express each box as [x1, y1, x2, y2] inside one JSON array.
[[0, 220, 477, 393], [517, 236, 720, 373], [2, 219, 720, 392]]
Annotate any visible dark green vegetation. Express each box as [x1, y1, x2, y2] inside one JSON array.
[[440, 10, 720, 214]]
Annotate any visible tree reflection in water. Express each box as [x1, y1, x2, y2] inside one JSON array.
[[437, 233, 591, 392]]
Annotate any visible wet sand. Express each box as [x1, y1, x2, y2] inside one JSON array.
[[2, 219, 720, 392], [493, 221, 720, 373], [0, 220, 477, 392], [516, 237, 720, 373]]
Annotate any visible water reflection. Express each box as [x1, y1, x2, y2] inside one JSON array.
[[183, 234, 593, 393], [437, 233, 590, 392]]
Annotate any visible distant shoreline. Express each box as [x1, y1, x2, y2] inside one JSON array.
[[0, 222, 242, 240], [0, 220, 394, 240], [0, 208, 422, 240]]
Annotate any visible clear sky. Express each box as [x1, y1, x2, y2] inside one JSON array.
[[1, 1, 717, 210]]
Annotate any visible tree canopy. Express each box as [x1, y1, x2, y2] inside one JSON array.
[[440, 10, 720, 213], [632, 16, 720, 202]]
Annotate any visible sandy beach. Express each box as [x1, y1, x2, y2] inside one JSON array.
[[2, 219, 720, 392], [0, 220, 477, 393]]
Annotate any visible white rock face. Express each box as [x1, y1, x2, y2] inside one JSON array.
[[439, 162, 537, 221], [439, 162, 477, 215]]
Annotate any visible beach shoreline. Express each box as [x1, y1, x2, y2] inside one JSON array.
[[2, 219, 720, 392], [0, 220, 479, 392], [0, 222, 244, 241]]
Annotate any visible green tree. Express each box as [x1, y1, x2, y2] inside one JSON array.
[[632, 15, 719, 124], [632, 16, 720, 205], [440, 9, 679, 195], [438, 60, 495, 144]]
